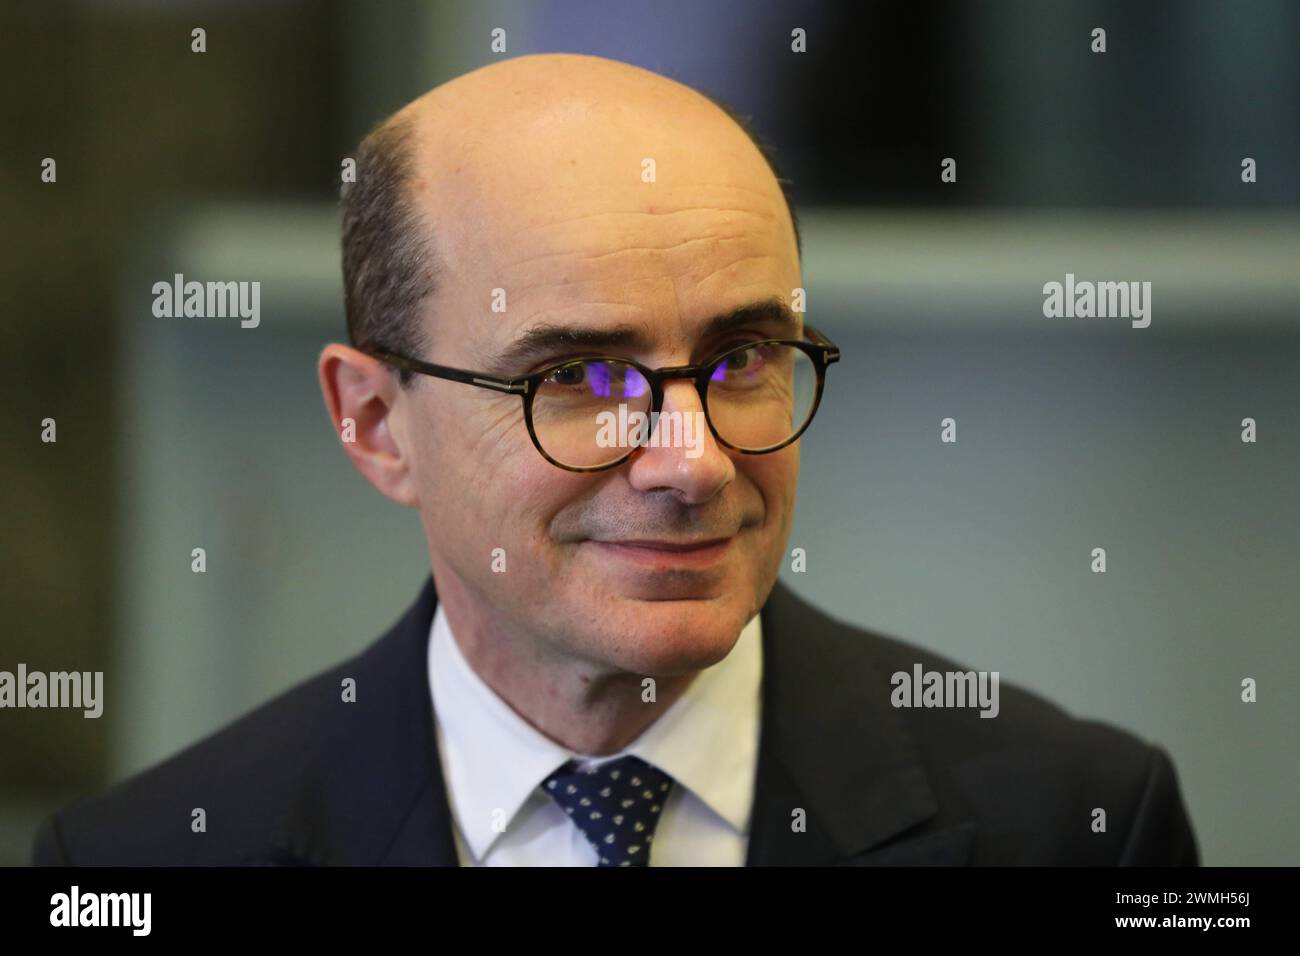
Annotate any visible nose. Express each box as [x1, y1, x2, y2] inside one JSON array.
[[623, 380, 734, 504]]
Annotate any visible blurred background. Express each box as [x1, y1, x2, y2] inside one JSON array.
[[2, 0, 1297, 866]]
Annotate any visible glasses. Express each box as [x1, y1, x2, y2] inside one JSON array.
[[366, 326, 840, 472]]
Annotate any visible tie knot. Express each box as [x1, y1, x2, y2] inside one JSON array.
[[541, 754, 676, 866]]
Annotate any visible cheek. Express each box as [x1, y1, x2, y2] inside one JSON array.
[[408, 401, 521, 539], [497, 453, 595, 552], [418, 394, 534, 495], [741, 445, 800, 527]]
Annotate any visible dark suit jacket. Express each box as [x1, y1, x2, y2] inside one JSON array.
[[31, 575, 1198, 865]]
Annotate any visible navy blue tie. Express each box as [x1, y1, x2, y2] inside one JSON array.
[[542, 754, 675, 866]]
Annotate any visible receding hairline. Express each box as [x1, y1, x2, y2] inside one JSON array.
[[368, 86, 802, 263]]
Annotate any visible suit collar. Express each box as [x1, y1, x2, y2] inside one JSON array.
[[267, 573, 459, 866], [745, 581, 973, 865], [268, 574, 970, 866]]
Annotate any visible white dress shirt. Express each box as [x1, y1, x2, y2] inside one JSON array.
[[428, 602, 763, 866]]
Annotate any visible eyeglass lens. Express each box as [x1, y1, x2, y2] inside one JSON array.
[[529, 343, 817, 469]]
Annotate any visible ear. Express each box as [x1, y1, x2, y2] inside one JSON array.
[[317, 343, 420, 507]]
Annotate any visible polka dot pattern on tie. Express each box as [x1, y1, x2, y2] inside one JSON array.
[[541, 754, 675, 866]]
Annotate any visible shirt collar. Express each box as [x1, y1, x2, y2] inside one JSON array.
[[429, 603, 763, 863]]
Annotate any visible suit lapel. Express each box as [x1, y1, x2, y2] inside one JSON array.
[[266, 574, 459, 866], [745, 581, 974, 865]]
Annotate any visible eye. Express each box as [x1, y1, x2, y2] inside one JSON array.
[[717, 343, 761, 372], [546, 363, 587, 387], [725, 349, 753, 370]]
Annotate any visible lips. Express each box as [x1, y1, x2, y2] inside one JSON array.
[[586, 536, 734, 569], [599, 538, 730, 552]]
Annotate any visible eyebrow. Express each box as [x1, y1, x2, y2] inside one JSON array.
[[485, 296, 800, 375]]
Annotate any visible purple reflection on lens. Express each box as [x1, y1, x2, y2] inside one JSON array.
[[710, 362, 728, 383], [587, 361, 610, 397], [623, 366, 648, 398]]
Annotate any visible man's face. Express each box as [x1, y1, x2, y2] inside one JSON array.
[[394, 66, 803, 677]]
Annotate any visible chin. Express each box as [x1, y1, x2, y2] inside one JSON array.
[[593, 593, 753, 676]]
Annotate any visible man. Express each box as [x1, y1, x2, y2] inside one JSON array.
[[32, 53, 1197, 866]]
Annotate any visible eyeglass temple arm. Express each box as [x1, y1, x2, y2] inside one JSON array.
[[369, 350, 528, 394], [804, 325, 841, 363]]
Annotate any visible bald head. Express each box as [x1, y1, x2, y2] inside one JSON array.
[[341, 53, 801, 380]]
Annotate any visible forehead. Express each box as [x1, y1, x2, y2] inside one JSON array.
[[500, 179, 790, 297], [408, 97, 800, 356]]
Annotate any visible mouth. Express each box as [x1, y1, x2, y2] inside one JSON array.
[[586, 536, 734, 569]]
